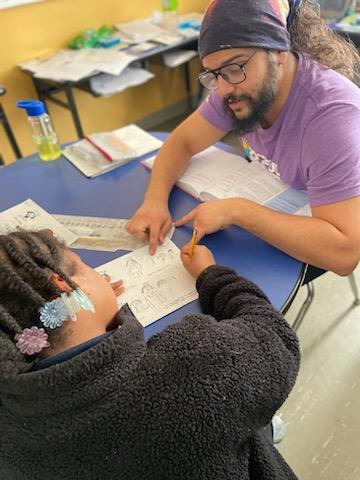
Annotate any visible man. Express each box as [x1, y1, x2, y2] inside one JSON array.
[[127, 0, 360, 276]]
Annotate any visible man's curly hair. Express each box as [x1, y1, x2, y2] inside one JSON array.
[[290, 0, 360, 85]]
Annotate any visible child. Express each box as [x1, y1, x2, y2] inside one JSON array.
[[0, 230, 299, 479]]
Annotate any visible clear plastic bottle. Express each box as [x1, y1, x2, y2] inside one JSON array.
[[161, 0, 179, 30], [161, 0, 178, 11], [16, 100, 61, 161]]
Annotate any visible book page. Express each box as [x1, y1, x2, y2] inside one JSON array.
[[143, 147, 310, 214], [0, 199, 77, 246], [203, 162, 288, 203], [86, 125, 163, 162], [62, 140, 121, 178], [87, 132, 136, 161], [265, 188, 310, 216], [143, 146, 248, 200], [112, 125, 163, 158], [96, 238, 198, 327]]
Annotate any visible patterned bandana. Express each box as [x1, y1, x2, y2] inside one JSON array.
[[198, 0, 301, 60]]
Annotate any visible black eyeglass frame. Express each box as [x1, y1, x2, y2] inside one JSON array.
[[198, 50, 259, 90]]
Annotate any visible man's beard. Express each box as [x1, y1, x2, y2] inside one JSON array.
[[223, 55, 278, 134]]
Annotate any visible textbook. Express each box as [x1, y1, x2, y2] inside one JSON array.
[[143, 146, 310, 215], [63, 125, 163, 178]]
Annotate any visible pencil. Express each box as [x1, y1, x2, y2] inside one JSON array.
[[189, 228, 198, 257]]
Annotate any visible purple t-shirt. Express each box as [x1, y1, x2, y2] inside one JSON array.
[[198, 54, 360, 207]]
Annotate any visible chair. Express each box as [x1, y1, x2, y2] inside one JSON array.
[[0, 86, 22, 165], [291, 268, 360, 332]]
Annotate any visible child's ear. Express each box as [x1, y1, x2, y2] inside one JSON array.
[[49, 273, 73, 293]]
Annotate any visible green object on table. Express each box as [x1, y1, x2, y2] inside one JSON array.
[[161, 0, 178, 12], [68, 25, 115, 50]]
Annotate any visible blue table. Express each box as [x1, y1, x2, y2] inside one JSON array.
[[0, 132, 304, 338]]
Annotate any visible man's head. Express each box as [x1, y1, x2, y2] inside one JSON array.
[[198, 0, 297, 131]]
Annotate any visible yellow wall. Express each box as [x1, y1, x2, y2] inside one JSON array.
[[0, 0, 207, 163]]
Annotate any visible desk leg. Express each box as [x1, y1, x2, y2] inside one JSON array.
[[64, 83, 84, 139], [32, 78, 84, 140], [0, 104, 22, 159], [184, 62, 193, 110]]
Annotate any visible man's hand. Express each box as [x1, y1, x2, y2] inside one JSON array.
[[181, 243, 216, 279], [126, 200, 173, 254], [175, 199, 236, 240]]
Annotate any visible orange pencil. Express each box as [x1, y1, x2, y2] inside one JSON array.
[[189, 228, 198, 257]]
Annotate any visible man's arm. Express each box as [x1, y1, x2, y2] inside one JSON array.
[[126, 111, 226, 253], [176, 196, 360, 275]]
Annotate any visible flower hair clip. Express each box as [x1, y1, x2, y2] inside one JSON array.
[[39, 288, 95, 329], [15, 327, 50, 356]]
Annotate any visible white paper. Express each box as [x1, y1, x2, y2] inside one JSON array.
[[130, 42, 158, 53], [33, 50, 96, 82], [162, 49, 197, 68], [96, 239, 198, 326], [90, 67, 154, 97], [54, 215, 175, 252], [115, 20, 165, 44], [152, 32, 183, 45], [0, 199, 77, 246], [143, 147, 310, 215], [21, 49, 136, 82], [177, 28, 199, 38], [75, 49, 136, 76]]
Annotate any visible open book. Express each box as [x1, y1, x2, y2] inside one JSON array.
[[143, 146, 310, 215], [63, 125, 163, 178]]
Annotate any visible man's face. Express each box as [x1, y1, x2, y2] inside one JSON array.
[[202, 48, 279, 132]]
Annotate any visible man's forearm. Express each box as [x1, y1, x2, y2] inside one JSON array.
[[232, 199, 358, 275]]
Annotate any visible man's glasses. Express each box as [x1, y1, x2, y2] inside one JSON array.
[[198, 50, 258, 90]]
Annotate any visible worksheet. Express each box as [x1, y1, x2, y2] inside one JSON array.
[[96, 238, 198, 326], [0, 199, 77, 245]]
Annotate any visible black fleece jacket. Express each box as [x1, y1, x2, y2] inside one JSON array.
[[0, 266, 300, 480]]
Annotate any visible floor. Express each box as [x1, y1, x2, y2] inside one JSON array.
[[152, 112, 360, 480], [279, 266, 360, 480]]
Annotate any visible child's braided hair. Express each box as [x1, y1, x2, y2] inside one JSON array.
[[0, 231, 76, 377]]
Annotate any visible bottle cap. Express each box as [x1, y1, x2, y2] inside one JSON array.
[[16, 100, 46, 116]]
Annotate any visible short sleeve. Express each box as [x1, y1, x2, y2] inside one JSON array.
[[301, 103, 360, 207], [197, 90, 235, 133]]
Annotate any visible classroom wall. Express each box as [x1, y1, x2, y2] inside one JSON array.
[[0, 0, 208, 163]]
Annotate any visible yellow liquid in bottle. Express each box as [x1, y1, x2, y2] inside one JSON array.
[[35, 135, 62, 161]]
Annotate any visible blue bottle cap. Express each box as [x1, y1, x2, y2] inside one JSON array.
[[16, 100, 46, 116]]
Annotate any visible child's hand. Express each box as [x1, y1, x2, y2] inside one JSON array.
[[111, 280, 125, 297], [102, 274, 124, 297], [181, 244, 216, 279]]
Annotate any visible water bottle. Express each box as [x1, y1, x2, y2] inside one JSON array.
[[161, 0, 179, 30], [161, 0, 178, 11], [16, 100, 61, 161]]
